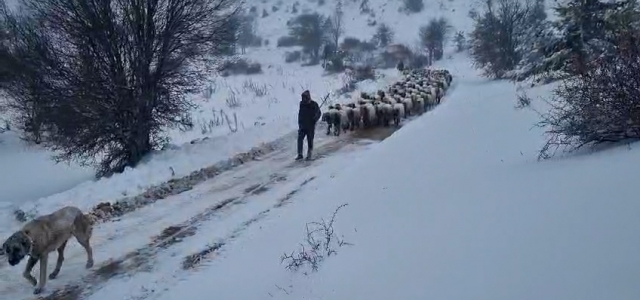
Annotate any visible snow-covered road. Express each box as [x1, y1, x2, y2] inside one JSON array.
[[0, 124, 395, 300]]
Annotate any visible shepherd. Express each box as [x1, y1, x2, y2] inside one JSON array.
[[297, 90, 321, 161]]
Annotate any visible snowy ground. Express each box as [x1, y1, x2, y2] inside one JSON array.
[[2, 0, 638, 299], [0, 53, 637, 300], [0, 132, 93, 208], [0, 0, 475, 214]]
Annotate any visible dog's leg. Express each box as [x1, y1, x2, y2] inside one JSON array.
[[76, 235, 94, 268], [48, 241, 67, 280], [23, 256, 38, 287], [34, 254, 48, 294], [74, 214, 94, 268]]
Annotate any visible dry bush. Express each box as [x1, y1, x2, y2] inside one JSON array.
[[218, 58, 262, 76], [242, 79, 268, 97], [281, 203, 351, 273], [225, 90, 241, 108], [537, 29, 640, 159], [277, 36, 298, 47]]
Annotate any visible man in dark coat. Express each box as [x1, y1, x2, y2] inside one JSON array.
[[297, 90, 321, 160]]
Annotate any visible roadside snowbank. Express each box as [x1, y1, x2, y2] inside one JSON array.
[[0, 131, 92, 207], [0, 123, 290, 233]]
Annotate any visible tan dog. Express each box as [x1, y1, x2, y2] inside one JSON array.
[[2, 206, 94, 294]]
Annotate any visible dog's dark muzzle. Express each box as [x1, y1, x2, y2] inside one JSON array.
[[8, 256, 22, 266]]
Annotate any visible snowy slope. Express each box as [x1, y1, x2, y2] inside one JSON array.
[[3, 1, 637, 299], [132, 54, 640, 300], [0, 0, 475, 228]]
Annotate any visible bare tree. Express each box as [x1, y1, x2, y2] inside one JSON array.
[[469, 0, 532, 78], [453, 31, 466, 52], [288, 13, 328, 62], [403, 0, 423, 13], [328, 0, 344, 55], [419, 17, 452, 62], [2, 0, 239, 177], [372, 23, 394, 48], [0, 6, 54, 144], [238, 13, 258, 54]]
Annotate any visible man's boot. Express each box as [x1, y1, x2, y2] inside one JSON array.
[[305, 149, 313, 160], [295, 153, 304, 160]]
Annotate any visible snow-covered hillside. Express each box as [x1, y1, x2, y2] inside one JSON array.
[[136, 54, 640, 300], [2, 51, 637, 300], [1, 0, 638, 299], [0, 0, 479, 224]]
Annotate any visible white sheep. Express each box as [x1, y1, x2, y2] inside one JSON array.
[[411, 94, 425, 115], [402, 98, 413, 118], [361, 102, 377, 128], [392, 103, 405, 126], [417, 96, 426, 114], [322, 107, 341, 136], [337, 108, 350, 134], [425, 92, 437, 108], [378, 102, 394, 127], [344, 106, 361, 131]]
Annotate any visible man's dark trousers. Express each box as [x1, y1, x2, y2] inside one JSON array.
[[297, 127, 315, 157]]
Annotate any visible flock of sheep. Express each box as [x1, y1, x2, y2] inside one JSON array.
[[321, 68, 453, 135]]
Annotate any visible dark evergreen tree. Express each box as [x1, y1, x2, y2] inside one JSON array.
[[419, 17, 452, 62], [539, 0, 639, 77], [469, 0, 536, 78], [372, 23, 394, 48], [287, 13, 329, 61]]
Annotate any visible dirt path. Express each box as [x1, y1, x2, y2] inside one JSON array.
[[26, 125, 399, 300]]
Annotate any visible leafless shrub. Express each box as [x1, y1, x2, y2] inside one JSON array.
[[277, 35, 298, 47], [337, 72, 357, 95], [536, 29, 640, 159], [403, 0, 424, 13], [1, 0, 239, 177], [242, 79, 268, 97], [218, 58, 263, 76], [514, 86, 532, 110], [199, 109, 224, 134], [202, 82, 218, 100], [220, 109, 238, 133], [285, 50, 302, 63], [352, 65, 376, 81], [226, 90, 241, 108], [198, 108, 236, 134], [281, 203, 352, 273]]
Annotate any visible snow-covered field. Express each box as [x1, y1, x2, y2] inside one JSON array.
[[1, 0, 439, 219], [0, 52, 637, 300], [1, 0, 638, 299]]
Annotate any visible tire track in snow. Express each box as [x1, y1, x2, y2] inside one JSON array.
[[33, 127, 395, 300]]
